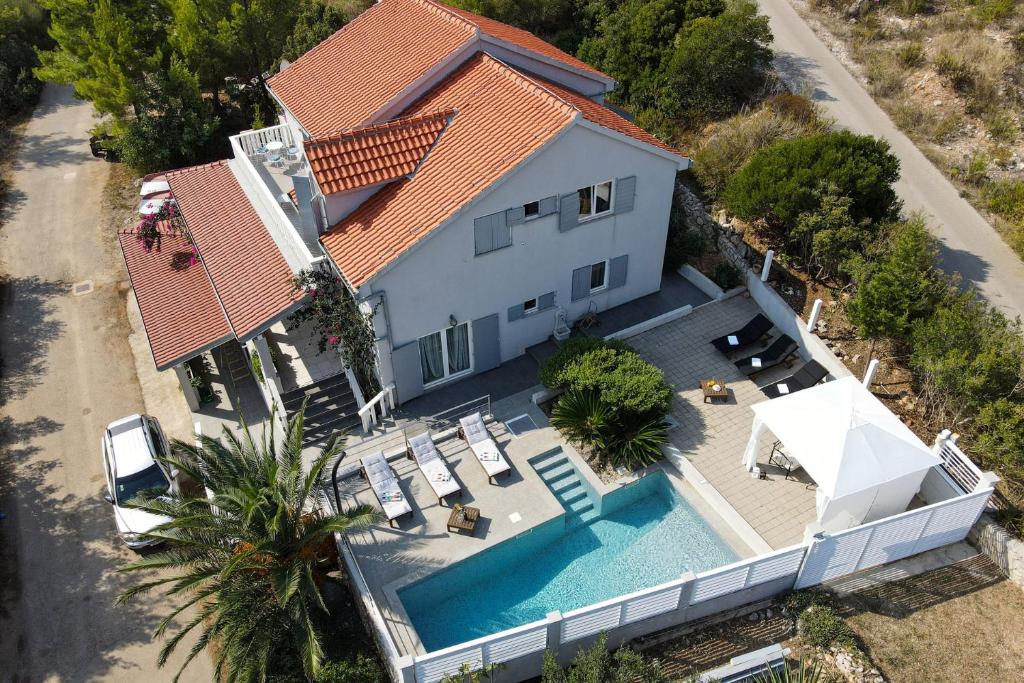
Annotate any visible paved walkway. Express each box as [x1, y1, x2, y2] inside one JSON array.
[[760, 0, 1024, 318], [0, 84, 211, 681], [629, 297, 817, 550]]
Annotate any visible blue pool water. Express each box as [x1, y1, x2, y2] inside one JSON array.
[[399, 472, 737, 651]]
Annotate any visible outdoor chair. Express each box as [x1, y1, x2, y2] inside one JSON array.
[[733, 335, 798, 377], [459, 412, 511, 484], [267, 153, 284, 168], [710, 314, 773, 354], [406, 430, 461, 505], [361, 451, 413, 527], [768, 441, 803, 481], [759, 359, 829, 399]]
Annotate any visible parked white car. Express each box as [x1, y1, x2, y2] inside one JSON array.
[[101, 414, 178, 549]]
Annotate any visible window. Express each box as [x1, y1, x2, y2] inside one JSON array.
[[590, 260, 607, 292], [577, 180, 613, 220], [418, 322, 472, 386], [523, 298, 538, 314], [523, 201, 540, 218]]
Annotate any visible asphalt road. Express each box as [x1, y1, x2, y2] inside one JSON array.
[[0, 85, 211, 682], [759, 0, 1024, 319]]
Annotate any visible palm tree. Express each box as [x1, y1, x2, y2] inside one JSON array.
[[116, 403, 379, 683]]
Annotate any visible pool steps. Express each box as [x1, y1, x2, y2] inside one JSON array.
[[531, 450, 600, 528]]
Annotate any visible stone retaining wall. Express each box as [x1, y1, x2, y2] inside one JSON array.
[[969, 514, 1024, 591]]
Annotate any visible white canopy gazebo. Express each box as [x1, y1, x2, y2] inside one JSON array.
[[742, 376, 941, 532]]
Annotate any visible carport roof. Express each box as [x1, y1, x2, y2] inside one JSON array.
[[119, 231, 233, 370]]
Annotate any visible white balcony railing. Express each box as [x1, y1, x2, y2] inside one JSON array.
[[233, 124, 295, 157]]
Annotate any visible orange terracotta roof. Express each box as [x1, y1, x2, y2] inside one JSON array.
[[305, 109, 455, 195], [167, 161, 301, 339], [119, 232, 232, 370], [536, 76, 685, 157], [268, 0, 475, 138], [267, 0, 613, 139], [436, 1, 609, 79], [321, 53, 577, 287]]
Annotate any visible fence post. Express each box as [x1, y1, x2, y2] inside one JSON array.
[[807, 299, 823, 333], [396, 655, 416, 683], [761, 250, 774, 282], [794, 522, 826, 590], [675, 570, 697, 617], [862, 358, 879, 388], [545, 611, 563, 662]]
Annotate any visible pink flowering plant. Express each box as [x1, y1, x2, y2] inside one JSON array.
[[135, 199, 184, 254], [289, 268, 381, 397]]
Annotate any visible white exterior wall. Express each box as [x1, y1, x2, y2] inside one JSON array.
[[363, 124, 678, 380]]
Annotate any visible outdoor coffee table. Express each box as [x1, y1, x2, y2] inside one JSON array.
[[446, 506, 480, 534], [700, 379, 728, 403]]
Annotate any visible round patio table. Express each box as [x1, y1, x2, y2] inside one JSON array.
[[265, 140, 285, 153], [138, 199, 165, 216]]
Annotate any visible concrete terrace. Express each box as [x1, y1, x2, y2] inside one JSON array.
[[628, 295, 818, 550]]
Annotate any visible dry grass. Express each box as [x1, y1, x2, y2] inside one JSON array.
[[840, 555, 1024, 683]]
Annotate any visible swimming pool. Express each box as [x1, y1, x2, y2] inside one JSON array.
[[399, 471, 737, 651]]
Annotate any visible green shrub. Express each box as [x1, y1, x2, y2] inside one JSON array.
[[983, 179, 1024, 222], [797, 605, 855, 649], [539, 337, 630, 389], [315, 654, 384, 683], [934, 50, 976, 92], [974, 0, 1016, 24], [542, 634, 667, 683], [765, 93, 825, 127], [550, 390, 609, 449], [895, 41, 925, 68], [864, 51, 906, 98], [791, 187, 876, 281], [551, 390, 667, 469], [712, 261, 743, 289], [910, 289, 1024, 419], [954, 151, 990, 187], [558, 347, 673, 417], [723, 130, 901, 228], [983, 109, 1019, 143], [250, 349, 265, 384], [603, 411, 669, 469], [0, 0, 49, 118], [972, 399, 1024, 479]]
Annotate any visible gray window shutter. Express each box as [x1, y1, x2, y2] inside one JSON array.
[[558, 193, 579, 232], [571, 265, 592, 301], [474, 215, 494, 255], [506, 206, 526, 226], [615, 176, 636, 214], [391, 341, 424, 404], [472, 314, 501, 372], [507, 303, 525, 322], [538, 196, 558, 216], [608, 254, 628, 290], [537, 291, 556, 311], [492, 216, 512, 250]]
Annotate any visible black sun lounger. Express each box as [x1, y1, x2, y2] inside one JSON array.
[[710, 314, 773, 354], [734, 335, 799, 377], [760, 359, 828, 398]]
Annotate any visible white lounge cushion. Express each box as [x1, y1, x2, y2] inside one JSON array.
[[362, 452, 412, 520], [419, 456, 460, 499], [408, 432, 440, 464], [460, 413, 490, 446], [469, 439, 510, 478]]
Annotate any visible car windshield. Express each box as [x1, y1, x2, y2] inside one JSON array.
[[115, 464, 168, 503]]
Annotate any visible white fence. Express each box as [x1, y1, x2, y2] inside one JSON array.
[[403, 481, 994, 683], [232, 123, 295, 156]]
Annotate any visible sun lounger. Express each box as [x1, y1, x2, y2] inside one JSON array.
[[361, 451, 413, 527], [710, 314, 773, 354], [406, 431, 461, 505], [733, 335, 798, 377], [459, 412, 511, 484], [760, 359, 829, 399]]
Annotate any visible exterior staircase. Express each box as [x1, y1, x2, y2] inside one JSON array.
[[219, 342, 254, 386], [531, 449, 600, 528], [280, 373, 362, 447]]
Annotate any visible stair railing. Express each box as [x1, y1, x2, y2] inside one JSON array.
[[357, 383, 396, 432]]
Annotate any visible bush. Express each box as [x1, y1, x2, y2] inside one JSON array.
[[551, 390, 667, 469], [910, 289, 1024, 420], [550, 390, 609, 448], [983, 179, 1024, 222], [315, 654, 384, 683], [934, 50, 977, 92], [791, 187, 876, 280], [983, 109, 1019, 143], [864, 51, 906, 98], [973, 399, 1024, 479], [282, 1, 350, 62], [693, 106, 818, 199], [797, 605, 855, 649], [723, 130, 901, 228], [895, 41, 926, 68], [542, 634, 667, 683], [539, 337, 630, 389], [894, 0, 932, 16], [712, 261, 743, 289], [557, 347, 673, 417], [974, 0, 1016, 24], [765, 93, 825, 127], [0, 0, 49, 118]]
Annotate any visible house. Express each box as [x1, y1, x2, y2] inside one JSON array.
[[120, 0, 690, 435]]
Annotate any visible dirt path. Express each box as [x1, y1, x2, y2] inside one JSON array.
[[0, 84, 211, 682]]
